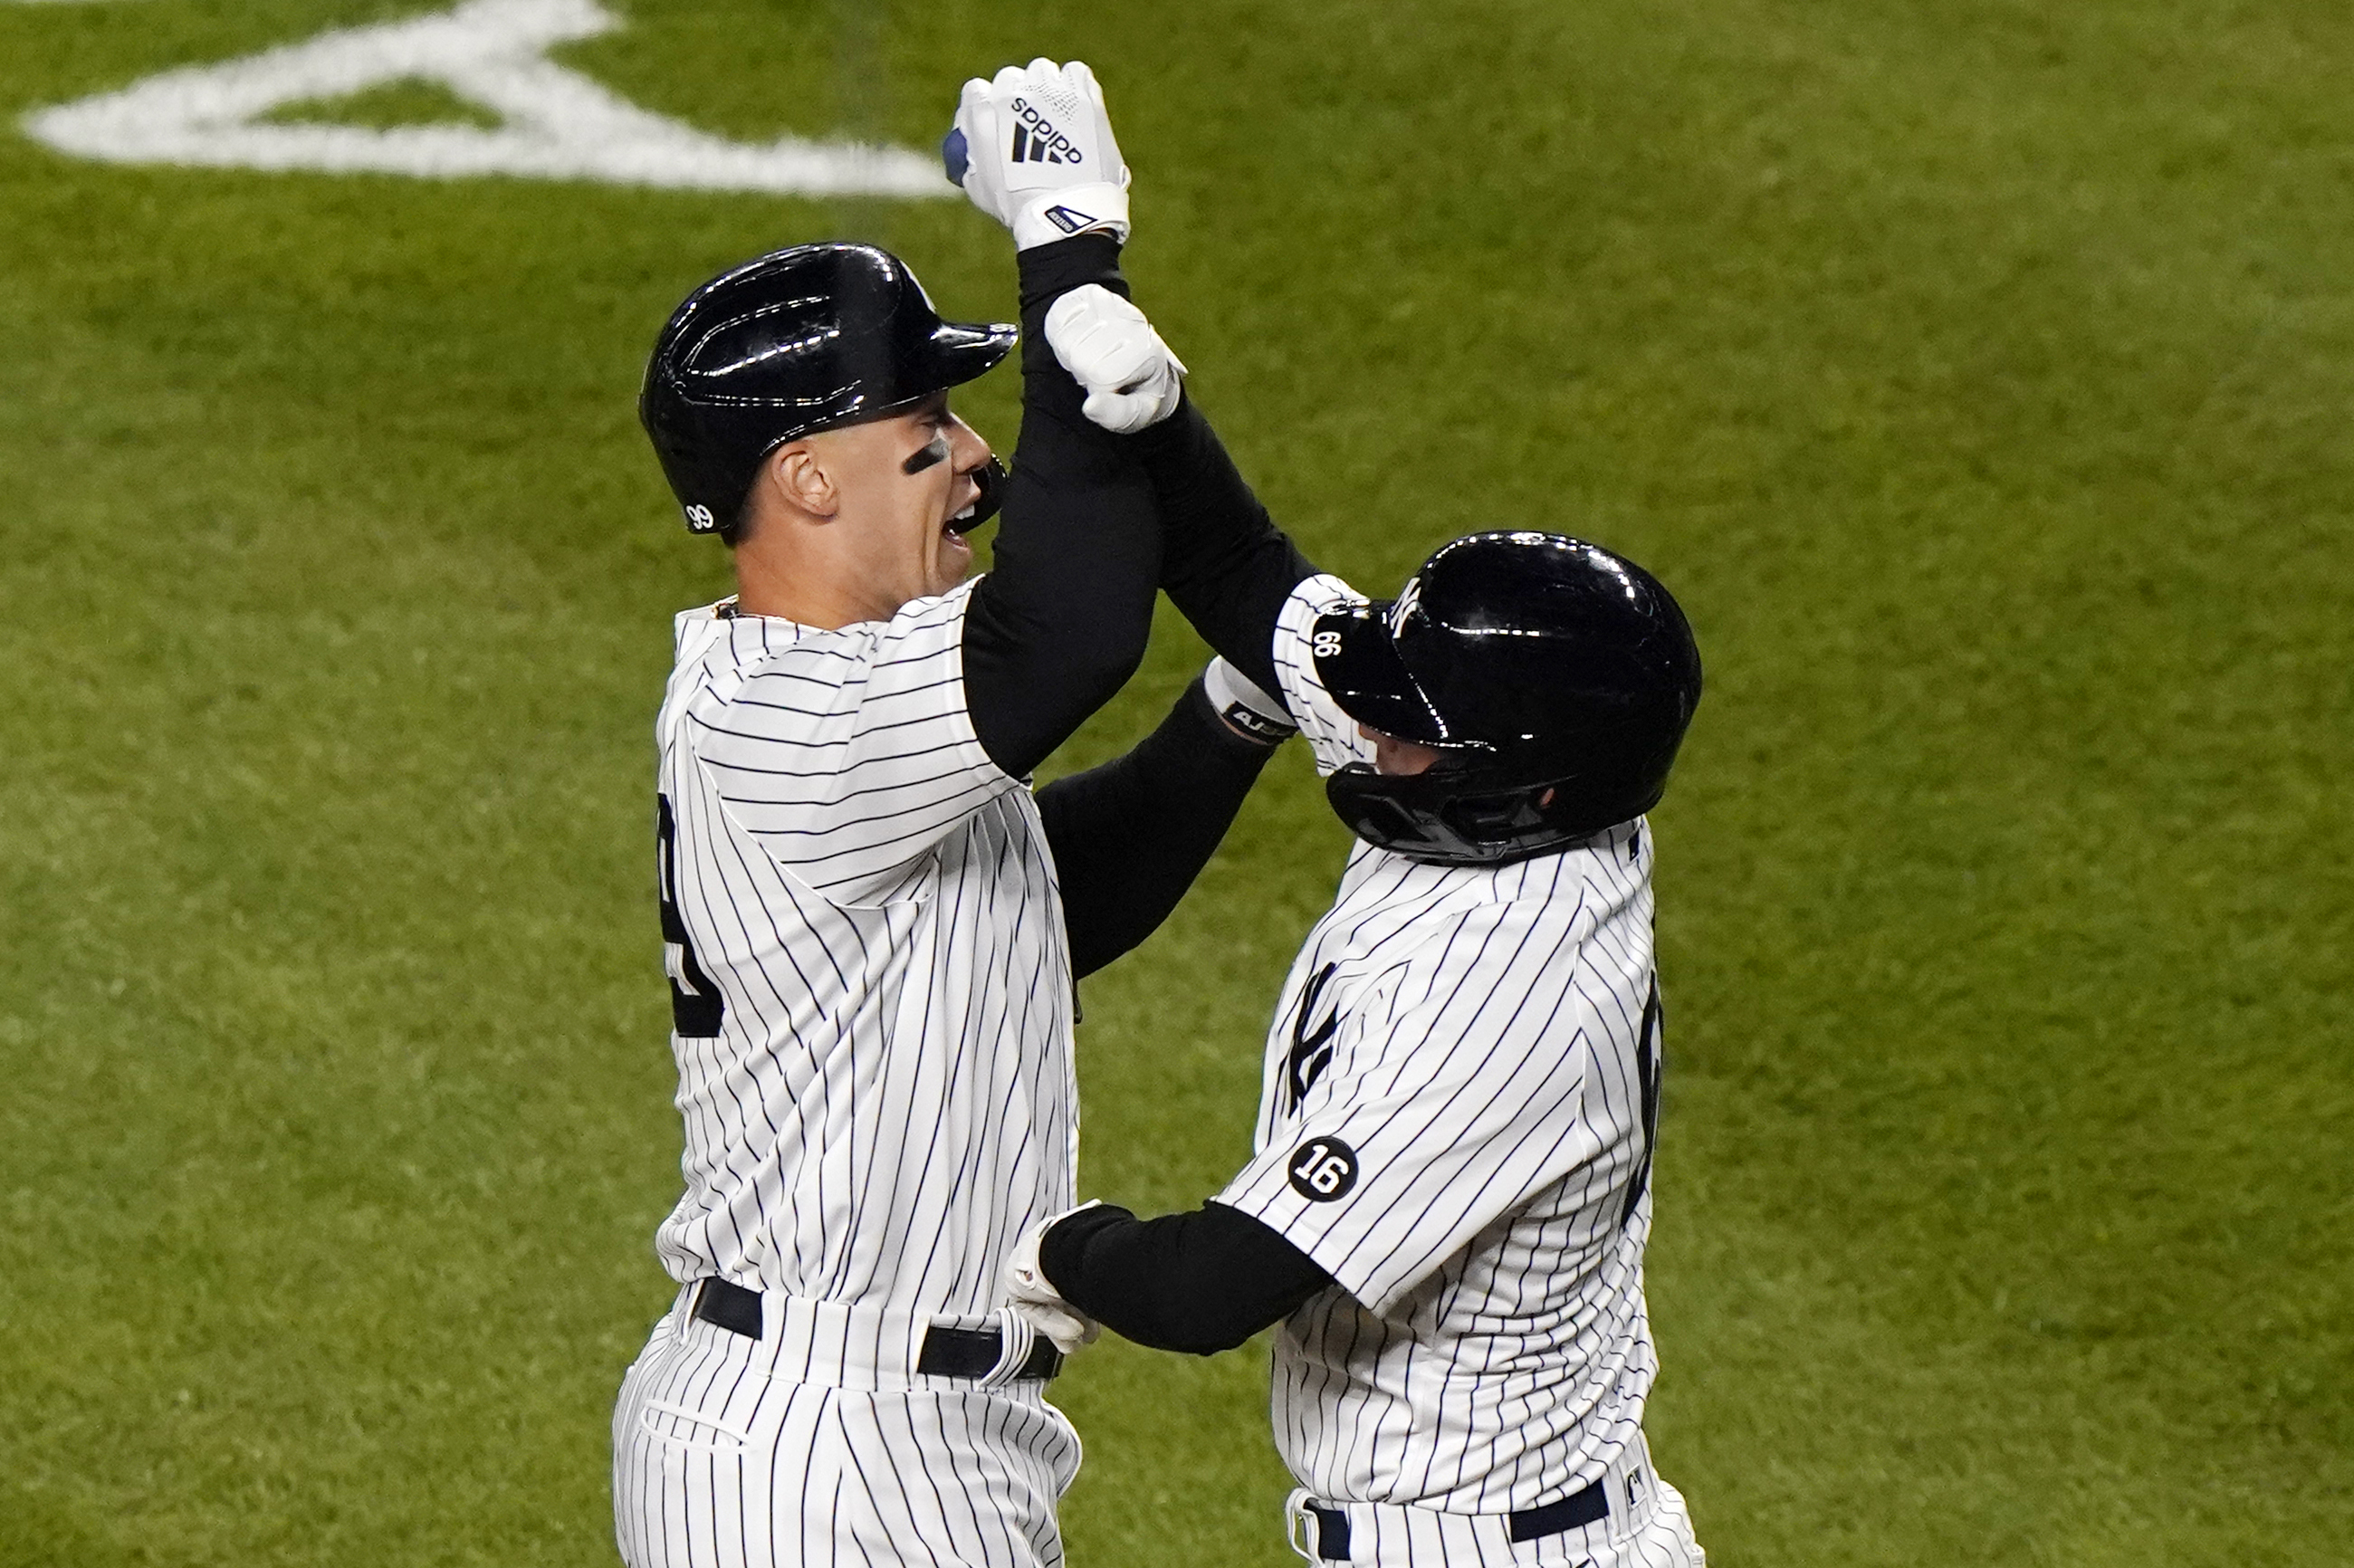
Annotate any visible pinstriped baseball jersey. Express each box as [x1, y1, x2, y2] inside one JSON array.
[[651, 581, 1077, 1313], [1214, 575, 1664, 1513]]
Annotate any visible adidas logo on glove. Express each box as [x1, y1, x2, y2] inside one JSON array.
[[948, 59, 1132, 251], [1009, 97, 1083, 165]]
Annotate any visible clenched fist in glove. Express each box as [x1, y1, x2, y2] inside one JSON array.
[[945, 59, 1132, 251], [1003, 1202, 1103, 1356], [1044, 284, 1187, 434]]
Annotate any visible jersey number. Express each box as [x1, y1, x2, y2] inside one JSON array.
[[1619, 978, 1663, 1229], [1287, 1137, 1360, 1202], [656, 794, 724, 1038]]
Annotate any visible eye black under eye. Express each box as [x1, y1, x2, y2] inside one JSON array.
[[902, 435, 951, 475]]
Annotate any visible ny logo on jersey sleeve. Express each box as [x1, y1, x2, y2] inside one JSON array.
[[1284, 962, 1344, 1113]]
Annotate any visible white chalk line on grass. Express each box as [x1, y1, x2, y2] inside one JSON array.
[[21, 0, 953, 197]]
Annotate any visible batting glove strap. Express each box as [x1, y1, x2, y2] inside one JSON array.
[[1011, 186, 1132, 251]]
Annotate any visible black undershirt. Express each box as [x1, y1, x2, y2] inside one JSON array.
[[962, 244, 1317, 770], [962, 234, 1158, 782], [1037, 675, 1279, 980], [961, 253, 1329, 1328], [1132, 396, 1316, 698], [960, 236, 1289, 977], [1038, 1200, 1332, 1355], [1030, 396, 1334, 1344]]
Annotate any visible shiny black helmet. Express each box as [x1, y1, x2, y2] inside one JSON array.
[[639, 243, 1017, 538], [1316, 531, 1703, 865]]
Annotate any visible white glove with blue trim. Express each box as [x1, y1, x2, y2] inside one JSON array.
[[946, 59, 1132, 251]]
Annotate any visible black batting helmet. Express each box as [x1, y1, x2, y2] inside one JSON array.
[[1316, 531, 1703, 865], [639, 243, 1017, 537]]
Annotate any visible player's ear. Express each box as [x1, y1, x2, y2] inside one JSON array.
[[767, 443, 839, 520]]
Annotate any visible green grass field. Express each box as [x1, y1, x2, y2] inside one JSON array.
[[3, 2, 2349, 1563]]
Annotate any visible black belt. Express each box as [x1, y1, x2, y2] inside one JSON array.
[[690, 1278, 1062, 1382], [1303, 1481, 1608, 1561]]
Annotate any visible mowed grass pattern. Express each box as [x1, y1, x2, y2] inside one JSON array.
[[1, 2, 2349, 1564]]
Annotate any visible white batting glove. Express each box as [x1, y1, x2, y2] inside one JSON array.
[[947, 59, 1132, 251], [1204, 656, 1298, 744], [1003, 1202, 1103, 1356], [1044, 284, 1186, 434]]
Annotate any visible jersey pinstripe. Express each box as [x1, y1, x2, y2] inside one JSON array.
[[1214, 575, 1666, 1515], [652, 582, 1077, 1313]]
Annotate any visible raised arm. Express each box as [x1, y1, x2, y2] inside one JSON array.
[[1033, 288, 1317, 696], [949, 62, 1308, 965], [1130, 397, 1316, 696], [957, 234, 1162, 781]]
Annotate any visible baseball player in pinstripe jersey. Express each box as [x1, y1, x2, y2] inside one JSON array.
[[993, 305, 1712, 1564], [610, 62, 1287, 1568]]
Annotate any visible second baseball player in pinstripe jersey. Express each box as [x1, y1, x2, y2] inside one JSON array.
[[1013, 550, 1708, 1566], [995, 295, 1710, 1560], [1240, 574, 1689, 1555]]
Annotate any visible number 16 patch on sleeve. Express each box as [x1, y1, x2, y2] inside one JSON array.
[[1287, 1137, 1361, 1201]]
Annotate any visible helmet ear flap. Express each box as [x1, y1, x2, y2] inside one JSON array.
[[1325, 765, 1538, 863], [1360, 793, 1429, 845]]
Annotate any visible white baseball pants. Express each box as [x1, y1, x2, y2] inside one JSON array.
[[613, 1286, 1081, 1568]]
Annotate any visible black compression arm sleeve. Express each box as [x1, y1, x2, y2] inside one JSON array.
[[1036, 675, 1282, 980], [1130, 397, 1318, 697], [963, 236, 1160, 780], [1038, 1200, 1333, 1355]]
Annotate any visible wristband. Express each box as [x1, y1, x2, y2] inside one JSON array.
[[1204, 657, 1297, 745]]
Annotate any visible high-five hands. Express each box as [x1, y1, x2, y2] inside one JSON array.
[[943, 61, 1182, 429], [946, 59, 1132, 251]]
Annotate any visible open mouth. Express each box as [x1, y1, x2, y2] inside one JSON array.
[[939, 491, 980, 556], [944, 486, 990, 537], [944, 457, 1007, 535]]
